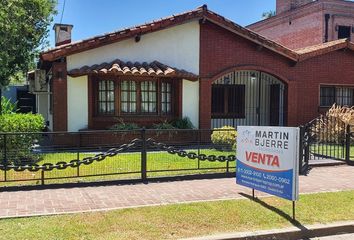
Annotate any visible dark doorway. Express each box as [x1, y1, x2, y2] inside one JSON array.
[[17, 89, 36, 113], [269, 84, 280, 126], [211, 71, 286, 128], [338, 26, 351, 39]]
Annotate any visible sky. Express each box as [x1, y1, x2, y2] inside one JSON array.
[[48, 0, 276, 47]]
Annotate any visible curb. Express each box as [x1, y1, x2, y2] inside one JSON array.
[[182, 221, 354, 240]]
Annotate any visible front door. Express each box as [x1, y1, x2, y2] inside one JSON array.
[[269, 84, 280, 126], [211, 71, 286, 128]]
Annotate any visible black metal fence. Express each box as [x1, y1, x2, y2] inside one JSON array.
[[299, 115, 354, 173], [0, 128, 237, 187], [1, 120, 352, 188]]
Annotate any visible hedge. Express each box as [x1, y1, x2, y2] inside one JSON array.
[[0, 114, 45, 164]]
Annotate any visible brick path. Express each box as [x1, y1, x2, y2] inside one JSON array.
[[0, 165, 353, 219]]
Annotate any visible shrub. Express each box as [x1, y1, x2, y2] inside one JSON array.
[[152, 120, 176, 130], [211, 126, 237, 151], [1, 96, 18, 114], [0, 114, 45, 164], [110, 119, 140, 130], [171, 117, 195, 129], [311, 105, 349, 143]]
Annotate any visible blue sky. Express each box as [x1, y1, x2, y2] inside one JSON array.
[[48, 0, 276, 47]]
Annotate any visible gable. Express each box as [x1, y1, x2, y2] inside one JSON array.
[[66, 21, 200, 74]]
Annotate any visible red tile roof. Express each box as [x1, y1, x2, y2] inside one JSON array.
[[68, 59, 198, 80], [41, 5, 299, 62], [296, 39, 354, 61], [40, 5, 354, 63]]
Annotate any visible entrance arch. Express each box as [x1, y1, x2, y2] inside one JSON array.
[[211, 70, 287, 128]]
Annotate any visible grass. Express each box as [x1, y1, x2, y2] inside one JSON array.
[[310, 143, 354, 161], [0, 149, 236, 186], [0, 190, 353, 240]]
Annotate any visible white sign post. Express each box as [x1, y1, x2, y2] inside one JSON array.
[[236, 126, 300, 219]]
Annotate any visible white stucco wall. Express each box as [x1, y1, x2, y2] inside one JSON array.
[[36, 94, 48, 120], [36, 93, 52, 130], [182, 80, 199, 128], [67, 21, 200, 74], [67, 76, 88, 131]]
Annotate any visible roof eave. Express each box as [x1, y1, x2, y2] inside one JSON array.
[[297, 40, 352, 62], [203, 14, 299, 62]]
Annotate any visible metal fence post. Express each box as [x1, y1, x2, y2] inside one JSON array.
[[345, 125, 350, 164], [299, 125, 311, 175], [41, 170, 45, 185], [3, 134, 7, 182], [141, 128, 147, 182], [197, 130, 201, 169], [77, 133, 81, 177]]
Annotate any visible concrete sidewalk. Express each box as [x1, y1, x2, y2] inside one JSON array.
[[0, 165, 353, 219]]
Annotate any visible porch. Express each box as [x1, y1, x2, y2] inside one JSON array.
[[211, 70, 287, 128]]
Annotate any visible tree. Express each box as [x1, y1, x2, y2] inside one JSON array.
[[262, 10, 276, 19], [0, 0, 57, 111]]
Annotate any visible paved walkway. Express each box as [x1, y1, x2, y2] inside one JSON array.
[[0, 165, 353, 219]]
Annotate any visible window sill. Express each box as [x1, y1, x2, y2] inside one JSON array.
[[93, 115, 175, 121], [211, 115, 246, 119]]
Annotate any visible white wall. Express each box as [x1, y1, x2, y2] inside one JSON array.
[[36, 94, 48, 120], [36, 93, 52, 130], [67, 76, 88, 131], [67, 21, 200, 75], [182, 80, 199, 128]]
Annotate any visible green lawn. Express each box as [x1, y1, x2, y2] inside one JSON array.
[[0, 149, 236, 186], [309, 143, 354, 161], [0, 190, 353, 240]]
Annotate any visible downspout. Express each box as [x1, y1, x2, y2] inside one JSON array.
[[324, 14, 330, 42]]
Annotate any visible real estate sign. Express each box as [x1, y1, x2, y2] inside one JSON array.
[[236, 126, 299, 201]]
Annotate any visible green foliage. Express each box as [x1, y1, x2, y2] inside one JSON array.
[[0, 0, 57, 88], [0, 114, 45, 164], [152, 120, 176, 130], [262, 10, 276, 19], [171, 117, 195, 129], [110, 119, 140, 130], [211, 126, 237, 151], [1, 96, 18, 114]]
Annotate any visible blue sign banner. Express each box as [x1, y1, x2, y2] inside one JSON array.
[[236, 126, 299, 201]]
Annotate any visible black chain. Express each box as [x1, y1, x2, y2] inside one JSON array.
[[0, 139, 141, 172], [147, 138, 236, 162]]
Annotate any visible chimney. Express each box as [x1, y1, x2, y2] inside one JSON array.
[[53, 23, 73, 46], [276, 0, 315, 14]]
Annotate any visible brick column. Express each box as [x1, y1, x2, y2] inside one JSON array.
[[286, 81, 298, 127], [52, 62, 68, 131], [199, 78, 212, 129]]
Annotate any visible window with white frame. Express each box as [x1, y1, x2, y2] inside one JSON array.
[[98, 80, 115, 115]]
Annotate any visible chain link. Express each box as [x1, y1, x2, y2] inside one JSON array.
[[147, 138, 236, 162], [0, 138, 236, 172], [0, 139, 141, 172]]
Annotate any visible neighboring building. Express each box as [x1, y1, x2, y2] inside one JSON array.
[[248, 0, 354, 49], [2, 85, 36, 113], [32, 5, 354, 132]]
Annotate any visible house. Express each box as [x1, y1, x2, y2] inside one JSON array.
[[248, 0, 354, 49], [32, 4, 354, 132]]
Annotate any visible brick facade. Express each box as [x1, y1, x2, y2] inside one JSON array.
[[41, 5, 354, 131], [199, 20, 354, 128], [249, 0, 354, 49], [52, 62, 68, 131], [276, 0, 314, 14]]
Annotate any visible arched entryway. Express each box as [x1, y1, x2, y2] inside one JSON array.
[[211, 70, 287, 128]]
